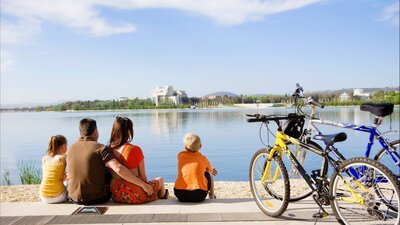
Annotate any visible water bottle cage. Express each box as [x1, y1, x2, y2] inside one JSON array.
[[311, 169, 321, 181]]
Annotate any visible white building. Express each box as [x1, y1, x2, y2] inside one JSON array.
[[339, 92, 350, 102], [353, 88, 370, 100], [152, 86, 188, 106]]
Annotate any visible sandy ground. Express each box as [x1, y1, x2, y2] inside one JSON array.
[[0, 182, 254, 202]]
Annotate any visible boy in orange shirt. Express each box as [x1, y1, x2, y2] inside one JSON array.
[[174, 133, 218, 202]]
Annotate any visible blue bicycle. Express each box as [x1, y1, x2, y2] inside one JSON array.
[[283, 84, 399, 201]]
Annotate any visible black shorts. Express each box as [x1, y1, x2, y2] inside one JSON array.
[[174, 172, 211, 202]]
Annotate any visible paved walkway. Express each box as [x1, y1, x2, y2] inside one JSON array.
[[0, 198, 338, 225]]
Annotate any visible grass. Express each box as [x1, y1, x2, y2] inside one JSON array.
[[2, 169, 12, 186], [17, 160, 42, 185]]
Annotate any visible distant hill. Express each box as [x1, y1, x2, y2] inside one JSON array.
[[203, 91, 239, 98], [1, 102, 44, 109], [0, 99, 80, 109]]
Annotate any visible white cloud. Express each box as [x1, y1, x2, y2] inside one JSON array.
[[379, 2, 399, 26], [1, 18, 41, 45], [1, 0, 321, 72], [2, 0, 136, 37], [2, 0, 321, 36], [0, 18, 41, 74], [99, 0, 322, 25], [0, 54, 14, 73]]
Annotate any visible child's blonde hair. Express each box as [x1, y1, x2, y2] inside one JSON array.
[[183, 133, 201, 152], [47, 135, 67, 157]]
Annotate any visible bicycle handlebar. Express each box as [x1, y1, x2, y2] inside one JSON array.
[[292, 84, 324, 110], [292, 83, 304, 98], [246, 113, 305, 123], [247, 118, 266, 123]]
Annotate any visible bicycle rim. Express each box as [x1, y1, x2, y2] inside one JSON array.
[[330, 157, 399, 225], [249, 149, 289, 217], [374, 140, 400, 181]]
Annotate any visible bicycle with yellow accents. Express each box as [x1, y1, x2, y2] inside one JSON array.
[[247, 113, 399, 224]]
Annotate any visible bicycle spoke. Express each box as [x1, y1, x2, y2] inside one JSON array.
[[249, 149, 289, 217], [330, 158, 399, 224]]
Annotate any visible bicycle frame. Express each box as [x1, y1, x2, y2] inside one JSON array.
[[262, 130, 366, 205], [305, 105, 400, 171], [264, 131, 323, 191]]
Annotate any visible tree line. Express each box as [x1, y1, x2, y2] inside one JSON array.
[[309, 91, 399, 106], [30, 91, 399, 112], [34, 98, 188, 111]]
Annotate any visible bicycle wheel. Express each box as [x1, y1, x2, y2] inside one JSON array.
[[285, 141, 323, 202], [330, 157, 399, 225], [374, 140, 400, 179], [249, 149, 290, 217]]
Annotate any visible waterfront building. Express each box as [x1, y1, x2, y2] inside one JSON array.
[[353, 88, 370, 100], [152, 86, 188, 106]]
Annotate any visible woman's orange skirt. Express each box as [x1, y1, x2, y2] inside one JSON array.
[[110, 178, 159, 204]]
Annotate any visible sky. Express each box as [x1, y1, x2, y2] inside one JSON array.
[[1, 0, 399, 106]]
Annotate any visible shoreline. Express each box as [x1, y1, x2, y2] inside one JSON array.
[[3, 104, 393, 113], [0, 180, 313, 203], [1, 181, 253, 202]]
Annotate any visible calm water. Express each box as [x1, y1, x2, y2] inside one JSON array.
[[1, 106, 399, 184]]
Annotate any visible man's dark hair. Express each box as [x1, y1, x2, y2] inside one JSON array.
[[79, 118, 97, 137]]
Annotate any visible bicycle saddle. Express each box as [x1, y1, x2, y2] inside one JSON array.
[[360, 103, 394, 117], [313, 132, 347, 146]]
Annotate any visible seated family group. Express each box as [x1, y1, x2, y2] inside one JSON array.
[[39, 117, 217, 205]]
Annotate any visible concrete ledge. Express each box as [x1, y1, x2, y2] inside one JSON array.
[[0, 198, 338, 224], [1, 199, 261, 216], [1, 212, 337, 225]]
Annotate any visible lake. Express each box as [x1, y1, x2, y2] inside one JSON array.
[[1, 106, 399, 184]]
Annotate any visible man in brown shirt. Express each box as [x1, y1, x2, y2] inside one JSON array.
[[67, 118, 153, 205]]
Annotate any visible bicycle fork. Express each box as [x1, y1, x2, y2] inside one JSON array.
[[262, 145, 330, 218]]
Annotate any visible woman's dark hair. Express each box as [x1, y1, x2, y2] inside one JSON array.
[[79, 118, 97, 137], [109, 117, 133, 149], [47, 135, 67, 157]]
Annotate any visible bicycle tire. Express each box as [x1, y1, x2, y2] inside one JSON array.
[[373, 140, 400, 211], [249, 149, 290, 217], [285, 141, 323, 202], [374, 139, 400, 178], [330, 157, 399, 225]]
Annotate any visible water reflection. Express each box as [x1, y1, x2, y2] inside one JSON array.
[[151, 111, 189, 136], [315, 107, 392, 126], [150, 110, 250, 137], [339, 107, 353, 124], [353, 107, 372, 125]]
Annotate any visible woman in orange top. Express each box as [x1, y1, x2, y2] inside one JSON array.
[[108, 117, 168, 204], [174, 133, 218, 202]]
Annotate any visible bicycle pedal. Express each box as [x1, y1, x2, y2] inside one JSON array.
[[312, 212, 329, 218]]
